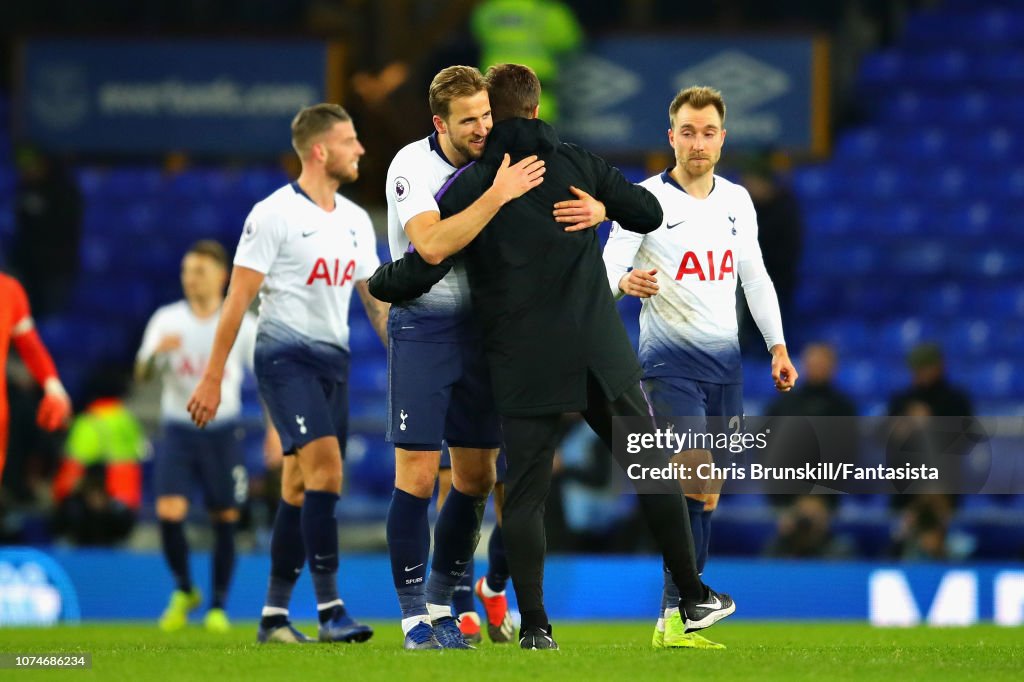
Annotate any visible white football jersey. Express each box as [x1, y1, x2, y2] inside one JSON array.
[[385, 133, 473, 324], [137, 301, 257, 423], [234, 182, 380, 350], [603, 172, 785, 383]]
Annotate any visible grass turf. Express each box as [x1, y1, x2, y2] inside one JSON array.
[[0, 621, 1021, 681]]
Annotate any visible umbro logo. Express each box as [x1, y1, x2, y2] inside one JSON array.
[[667, 220, 686, 229]]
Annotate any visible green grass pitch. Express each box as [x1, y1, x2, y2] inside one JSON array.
[[1, 621, 1021, 681]]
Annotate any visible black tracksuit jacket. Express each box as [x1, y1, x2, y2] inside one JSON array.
[[369, 117, 663, 417]]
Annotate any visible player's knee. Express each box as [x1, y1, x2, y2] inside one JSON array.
[[304, 468, 341, 493], [394, 451, 439, 498], [453, 467, 495, 497], [210, 508, 240, 523], [156, 497, 188, 522], [396, 468, 436, 498]]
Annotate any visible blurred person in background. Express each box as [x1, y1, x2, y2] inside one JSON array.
[[472, 0, 583, 124], [603, 85, 797, 650], [764, 494, 854, 559], [135, 240, 264, 634], [12, 146, 83, 317], [888, 343, 973, 419], [737, 152, 804, 355], [188, 104, 387, 645], [767, 343, 857, 417], [889, 494, 974, 561], [0, 272, 72, 492], [51, 364, 142, 547]]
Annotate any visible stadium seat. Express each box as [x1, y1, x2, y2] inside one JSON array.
[[911, 49, 971, 84]]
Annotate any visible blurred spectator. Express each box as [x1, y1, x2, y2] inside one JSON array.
[[51, 365, 144, 546], [764, 494, 854, 559], [888, 343, 973, 418], [889, 494, 975, 561], [12, 146, 83, 317], [553, 419, 638, 553], [472, 0, 583, 123], [767, 343, 857, 417], [738, 153, 803, 354]]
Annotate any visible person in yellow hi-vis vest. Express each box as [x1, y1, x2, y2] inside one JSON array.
[[52, 370, 144, 546], [472, 0, 582, 124]]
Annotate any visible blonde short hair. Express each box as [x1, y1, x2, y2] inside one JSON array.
[[291, 103, 351, 156], [669, 86, 726, 127]]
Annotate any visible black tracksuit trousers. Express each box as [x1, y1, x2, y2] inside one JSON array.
[[500, 373, 704, 629]]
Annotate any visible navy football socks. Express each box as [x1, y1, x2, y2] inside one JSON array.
[[425, 487, 486, 609], [262, 501, 305, 625], [159, 520, 192, 593], [302, 490, 341, 610], [211, 520, 235, 609], [485, 524, 510, 592], [387, 488, 431, 618]]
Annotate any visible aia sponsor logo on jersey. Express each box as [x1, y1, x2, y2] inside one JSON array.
[[675, 249, 735, 281], [306, 258, 356, 287]]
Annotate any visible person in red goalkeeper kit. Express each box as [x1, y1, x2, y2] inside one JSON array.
[[0, 272, 73, 482]]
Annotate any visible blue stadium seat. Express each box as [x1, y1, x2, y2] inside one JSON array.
[[878, 318, 939, 353], [911, 49, 971, 84], [919, 283, 965, 318], [965, 361, 1019, 399], [858, 50, 908, 88], [886, 241, 947, 277], [894, 127, 947, 161], [945, 319, 994, 357], [950, 248, 1024, 279], [833, 129, 882, 160], [974, 50, 1024, 88], [790, 165, 838, 200], [349, 359, 388, 393]]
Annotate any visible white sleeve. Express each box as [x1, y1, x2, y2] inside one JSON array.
[[136, 309, 167, 367], [737, 197, 786, 350], [233, 204, 287, 274], [388, 152, 441, 230], [602, 221, 645, 300], [353, 211, 382, 281]]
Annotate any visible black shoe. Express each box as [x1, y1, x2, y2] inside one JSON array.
[[519, 624, 559, 650], [681, 585, 736, 633]]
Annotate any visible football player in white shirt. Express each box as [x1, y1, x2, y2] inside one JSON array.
[[136, 240, 262, 634], [383, 65, 545, 650], [187, 104, 389, 644], [603, 86, 798, 649]]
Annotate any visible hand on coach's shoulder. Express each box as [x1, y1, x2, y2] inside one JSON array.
[[553, 186, 606, 232], [618, 268, 659, 299], [489, 153, 545, 205]]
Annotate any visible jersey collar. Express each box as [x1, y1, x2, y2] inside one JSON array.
[[291, 181, 317, 205], [429, 131, 457, 168], [661, 167, 716, 196]]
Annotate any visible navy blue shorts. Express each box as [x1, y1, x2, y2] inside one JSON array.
[[386, 334, 502, 450], [642, 376, 744, 434], [155, 422, 247, 510], [254, 333, 350, 456], [439, 444, 508, 483]]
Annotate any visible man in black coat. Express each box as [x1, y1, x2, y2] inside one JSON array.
[[370, 64, 734, 648]]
